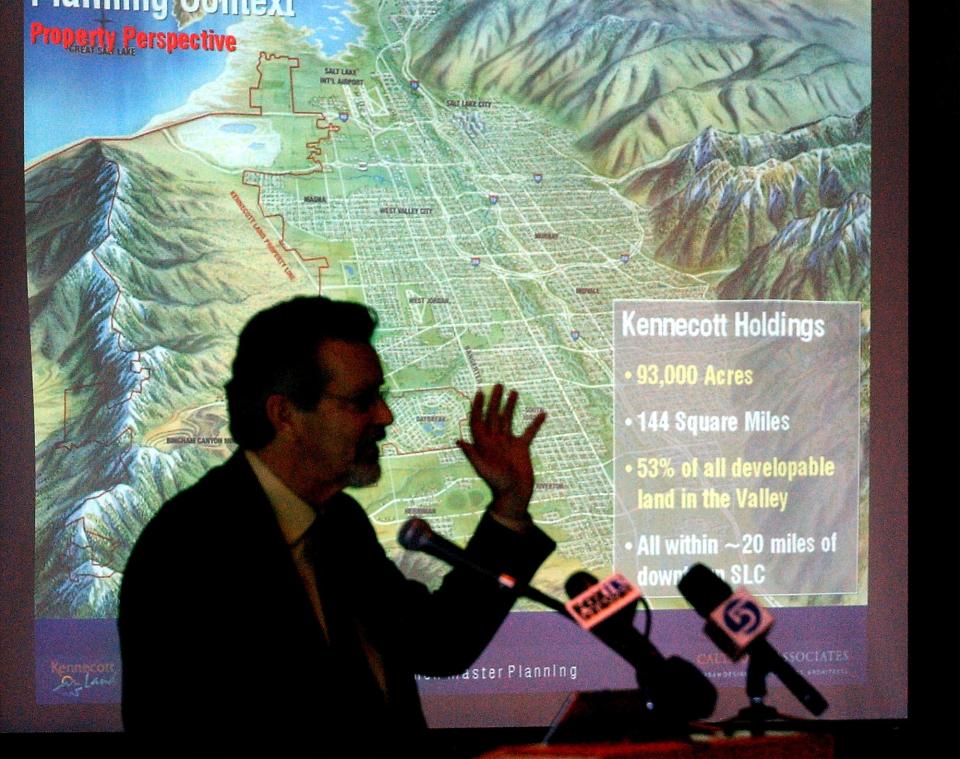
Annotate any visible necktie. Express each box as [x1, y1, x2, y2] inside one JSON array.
[[301, 515, 388, 707]]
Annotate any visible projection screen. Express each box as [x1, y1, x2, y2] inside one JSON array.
[[3, 0, 910, 733]]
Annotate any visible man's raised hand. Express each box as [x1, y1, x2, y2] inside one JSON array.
[[456, 384, 547, 525]]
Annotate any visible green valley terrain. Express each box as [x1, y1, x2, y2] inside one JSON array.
[[28, 0, 871, 617]]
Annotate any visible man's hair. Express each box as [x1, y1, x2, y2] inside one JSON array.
[[226, 296, 378, 449]]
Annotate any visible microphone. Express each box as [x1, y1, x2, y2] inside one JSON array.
[[564, 571, 663, 671], [399, 520, 716, 723], [398, 517, 493, 577], [564, 571, 717, 721], [397, 518, 568, 613], [678, 563, 828, 716]]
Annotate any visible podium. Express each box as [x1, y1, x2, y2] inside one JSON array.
[[477, 689, 833, 759], [479, 731, 834, 758]]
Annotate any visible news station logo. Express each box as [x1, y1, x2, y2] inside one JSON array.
[[709, 588, 773, 658], [564, 573, 642, 630]]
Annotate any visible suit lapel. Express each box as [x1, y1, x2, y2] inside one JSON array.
[[216, 454, 326, 640]]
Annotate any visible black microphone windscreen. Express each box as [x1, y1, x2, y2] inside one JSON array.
[[662, 656, 718, 719], [398, 518, 432, 551], [564, 571, 598, 599], [678, 563, 731, 617]]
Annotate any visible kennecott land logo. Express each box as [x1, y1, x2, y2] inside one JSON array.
[[50, 660, 118, 698]]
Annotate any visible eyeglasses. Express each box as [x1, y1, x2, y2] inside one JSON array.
[[320, 387, 390, 414]]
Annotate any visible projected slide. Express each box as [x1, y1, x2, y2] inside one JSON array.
[[613, 300, 861, 597], [25, 0, 870, 709]]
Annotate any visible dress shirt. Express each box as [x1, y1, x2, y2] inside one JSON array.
[[244, 450, 388, 694]]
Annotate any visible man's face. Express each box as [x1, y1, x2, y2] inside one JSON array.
[[289, 339, 393, 492]]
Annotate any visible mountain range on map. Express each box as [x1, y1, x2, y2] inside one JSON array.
[[28, 0, 871, 617], [410, 0, 871, 302]]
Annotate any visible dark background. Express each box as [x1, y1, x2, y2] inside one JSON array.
[[2, 1, 956, 757]]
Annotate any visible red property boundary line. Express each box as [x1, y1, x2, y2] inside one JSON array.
[[25, 51, 342, 296], [244, 51, 347, 291], [41, 158, 150, 452], [379, 387, 474, 458], [65, 514, 120, 582], [33, 49, 350, 450]]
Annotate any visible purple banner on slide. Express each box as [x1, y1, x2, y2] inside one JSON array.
[[36, 619, 121, 705], [415, 606, 867, 695], [35, 605, 866, 704]]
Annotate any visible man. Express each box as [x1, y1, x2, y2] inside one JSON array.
[[118, 296, 554, 757]]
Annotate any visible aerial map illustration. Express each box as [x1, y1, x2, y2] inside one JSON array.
[[26, 0, 870, 622]]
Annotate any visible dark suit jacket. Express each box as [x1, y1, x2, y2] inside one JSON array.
[[118, 453, 555, 757]]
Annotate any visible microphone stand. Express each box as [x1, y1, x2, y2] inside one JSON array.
[[477, 576, 707, 740], [399, 521, 713, 740], [720, 650, 818, 737], [735, 655, 788, 735]]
